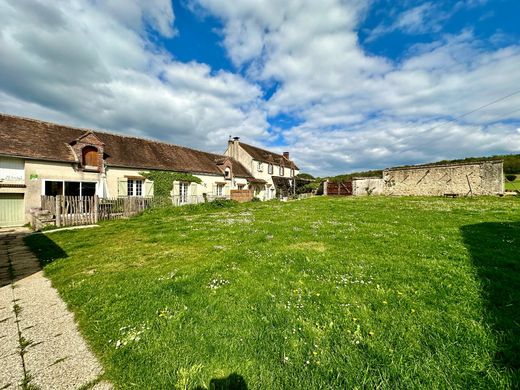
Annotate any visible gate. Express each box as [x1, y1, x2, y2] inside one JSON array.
[[325, 181, 353, 196]]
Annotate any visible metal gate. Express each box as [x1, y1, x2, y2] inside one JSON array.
[[0, 193, 25, 227]]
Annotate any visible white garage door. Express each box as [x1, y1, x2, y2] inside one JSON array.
[[0, 194, 25, 227]]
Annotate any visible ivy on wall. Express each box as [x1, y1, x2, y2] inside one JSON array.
[[140, 170, 202, 197]]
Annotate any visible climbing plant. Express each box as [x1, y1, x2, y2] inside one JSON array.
[[140, 170, 202, 197]]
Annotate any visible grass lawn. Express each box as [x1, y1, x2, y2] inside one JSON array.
[[505, 175, 520, 192], [25, 196, 520, 389]]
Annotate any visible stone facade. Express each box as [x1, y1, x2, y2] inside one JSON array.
[[352, 177, 384, 196], [382, 160, 504, 196]]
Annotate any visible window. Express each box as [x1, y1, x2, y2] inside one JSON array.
[[268, 164, 273, 174], [179, 182, 189, 204], [224, 167, 231, 179], [237, 184, 245, 190], [279, 166, 284, 176], [257, 162, 263, 172], [216, 184, 224, 197], [44, 180, 96, 197], [291, 169, 295, 177], [127, 179, 143, 197], [82, 146, 99, 168]]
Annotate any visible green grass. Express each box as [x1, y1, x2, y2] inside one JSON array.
[[25, 197, 520, 389], [505, 175, 520, 191]]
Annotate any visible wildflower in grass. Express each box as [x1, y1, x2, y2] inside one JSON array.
[[207, 278, 230, 290]]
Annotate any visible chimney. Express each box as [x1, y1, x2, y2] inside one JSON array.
[[283, 152, 290, 159], [228, 136, 240, 160]]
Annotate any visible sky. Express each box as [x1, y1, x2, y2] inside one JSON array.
[[1, 0, 520, 176]]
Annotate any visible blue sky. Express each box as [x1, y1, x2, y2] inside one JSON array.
[[1, 0, 519, 175]]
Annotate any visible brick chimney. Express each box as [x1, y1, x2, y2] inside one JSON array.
[[283, 151, 290, 159]]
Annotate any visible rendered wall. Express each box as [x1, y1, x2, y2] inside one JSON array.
[[383, 161, 504, 196], [352, 177, 384, 196]]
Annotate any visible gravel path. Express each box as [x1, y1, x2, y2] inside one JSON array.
[[0, 228, 111, 390]]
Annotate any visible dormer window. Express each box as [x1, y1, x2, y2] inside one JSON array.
[[82, 146, 99, 169], [224, 167, 231, 179]]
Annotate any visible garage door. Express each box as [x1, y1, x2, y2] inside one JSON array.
[[0, 194, 25, 227]]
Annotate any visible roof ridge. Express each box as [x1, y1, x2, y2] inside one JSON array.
[[0, 112, 229, 160]]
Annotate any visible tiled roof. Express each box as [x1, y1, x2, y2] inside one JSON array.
[[239, 142, 299, 170], [0, 114, 252, 177]]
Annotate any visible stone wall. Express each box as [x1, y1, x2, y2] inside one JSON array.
[[383, 160, 504, 196], [352, 177, 384, 196]]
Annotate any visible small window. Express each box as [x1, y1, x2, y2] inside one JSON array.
[[257, 162, 263, 172], [127, 179, 143, 197], [224, 167, 231, 178], [268, 164, 273, 174], [237, 184, 245, 190], [179, 182, 189, 204], [216, 184, 224, 197], [291, 169, 295, 177], [279, 166, 284, 176], [82, 146, 99, 167]]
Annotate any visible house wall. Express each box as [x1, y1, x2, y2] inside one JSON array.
[[8, 159, 248, 224], [352, 177, 384, 196], [383, 161, 504, 196], [224, 140, 300, 200]]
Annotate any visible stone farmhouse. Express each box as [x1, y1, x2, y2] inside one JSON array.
[[225, 137, 300, 200], [0, 114, 298, 227]]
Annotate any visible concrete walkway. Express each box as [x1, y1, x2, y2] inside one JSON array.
[[0, 228, 111, 389]]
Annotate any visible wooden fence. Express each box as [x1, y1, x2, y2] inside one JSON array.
[[41, 196, 155, 227]]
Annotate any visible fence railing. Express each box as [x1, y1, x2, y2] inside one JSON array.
[[41, 196, 155, 227], [39, 194, 233, 228]]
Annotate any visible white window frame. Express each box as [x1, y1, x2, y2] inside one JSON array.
[[268, 164, 273, 174], [42, 179, 97, 197], [257, 162, 263, 172], [127, 179, 143, 197], [216, 183, 224, 197], [179, 182, 189, 204], [279, 166, 284, 176]]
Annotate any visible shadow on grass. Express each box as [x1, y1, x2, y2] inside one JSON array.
[[24, 233, 68, 267], [194, 373, 247, 390], [461, 221, 520, 385]]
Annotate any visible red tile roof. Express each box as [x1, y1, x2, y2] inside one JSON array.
[[239, 142, 299, 170], [0, 114, 252, 177]]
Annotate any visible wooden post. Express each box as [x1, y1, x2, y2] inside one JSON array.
[[55, 196, 62, 227], [94, 196, 99, 223]]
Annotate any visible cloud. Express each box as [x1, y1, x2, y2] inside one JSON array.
[[1, 0, 518, 176], [0, 0, 267, 151], [191, 0, 520, 175]]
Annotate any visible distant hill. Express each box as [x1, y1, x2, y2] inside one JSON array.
[[328, 153, 520, 182]]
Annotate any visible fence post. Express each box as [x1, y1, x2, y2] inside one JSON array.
[[55, 196, 62, 227], [94, 196, 99, 223]]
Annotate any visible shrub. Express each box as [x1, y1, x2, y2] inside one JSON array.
[[252, 197, 261, 202]]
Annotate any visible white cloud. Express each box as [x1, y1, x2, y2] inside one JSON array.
[[192, 0, 520, 175], [1, 0, 519, 176], [0, 0, 268, 152]]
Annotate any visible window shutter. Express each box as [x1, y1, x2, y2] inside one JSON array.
[[224, 184, 230, 196], [172, 181, 180, 196], [212, 183, 217, 195], [190, 182, 197, 196], [145, 180, 154, 197], [117, 178, 128, 197]]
